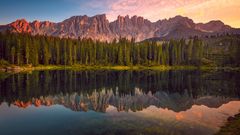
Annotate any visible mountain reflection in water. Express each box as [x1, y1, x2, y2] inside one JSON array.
[[0, 70, 240, 135]]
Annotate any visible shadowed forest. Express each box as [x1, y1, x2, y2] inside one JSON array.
[[1, 32, 240, 67]]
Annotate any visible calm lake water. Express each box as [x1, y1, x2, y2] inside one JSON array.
[[0, 70, 240, 135]]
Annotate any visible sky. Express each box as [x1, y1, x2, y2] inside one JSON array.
[[0, 0, 240, 28]]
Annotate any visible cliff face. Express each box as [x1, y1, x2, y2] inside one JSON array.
[[1, 14, 239, 41], [53, 14, 114, 41], [30, 20, 55, 35], [110, 15, 155, 41], [153, 16, 203, 39], [195, 20, 232, 32]]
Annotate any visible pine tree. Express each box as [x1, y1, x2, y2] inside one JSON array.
[[10, 47, 15, 64], [67, 39, 73, 65], [118, 45, 123, 65], [24, 36, 30, 64], [16, 38, 22, 65]]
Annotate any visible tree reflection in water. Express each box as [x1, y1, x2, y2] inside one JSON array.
[[0, 70, 240, 135]]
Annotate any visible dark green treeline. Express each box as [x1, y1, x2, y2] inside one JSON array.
[[0, 32, 239, 66]]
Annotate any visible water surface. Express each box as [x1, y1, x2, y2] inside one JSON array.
[[0, 70, 240, 135]]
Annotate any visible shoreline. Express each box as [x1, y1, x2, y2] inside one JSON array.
[[1, 65, 240, 73], [216, 113, 240, 135]]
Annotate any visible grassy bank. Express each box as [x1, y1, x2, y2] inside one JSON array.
[[216, 113, 240, 135], [33, 65, 198, 70], [1, 64, 240, 73]]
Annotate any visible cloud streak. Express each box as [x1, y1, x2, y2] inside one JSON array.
[[104, 0, 240, 28]]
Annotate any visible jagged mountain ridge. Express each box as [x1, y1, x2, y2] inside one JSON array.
[[1, 14, 240, 41]]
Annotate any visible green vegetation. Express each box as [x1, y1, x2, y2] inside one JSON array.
[[1, 64, 240, 73], [0, 32, 240, 69], [0, 72, 10, 80], [216, 113, 240, 135], [0, 59, 10, 68], [32, 65, 197, 71]]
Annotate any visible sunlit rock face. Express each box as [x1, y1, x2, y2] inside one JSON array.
[[30, 20, 55, 35], [53, 14, 114, 41], [110, 15, 155, 41], [195, 21, 232, 33], [153, 16, 204, 39], [1, 15, 240, 42], [5, 19, 32, 33]]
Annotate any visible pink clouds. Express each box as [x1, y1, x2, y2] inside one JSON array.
[[106, 0, 209, 20], [105, 0, 240, 27]]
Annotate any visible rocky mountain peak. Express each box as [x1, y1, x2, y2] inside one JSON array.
[[196, 20, 231, 32], [168, 15, 195, 28], [93, 14, 107, 19], [13, 19, 28, 24], [109, 15, 155, 41], [31, 20, 54, 28], [32, 20, 41, 27], [9, 19, 32, 33], [0, 14, 239, 41], [42, 21, 53, 27]]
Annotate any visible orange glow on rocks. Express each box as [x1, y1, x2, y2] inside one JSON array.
[[14, 100, 31, 108], [34, 99, 42, 107], [175, 113, 184, 120]]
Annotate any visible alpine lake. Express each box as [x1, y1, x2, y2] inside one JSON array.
[[0, 69, 240, 135]]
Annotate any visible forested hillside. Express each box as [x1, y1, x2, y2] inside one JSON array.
[[0, 32, 240, 67]]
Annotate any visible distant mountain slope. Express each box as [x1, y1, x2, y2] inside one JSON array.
[[1, 14, 240, 41]]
